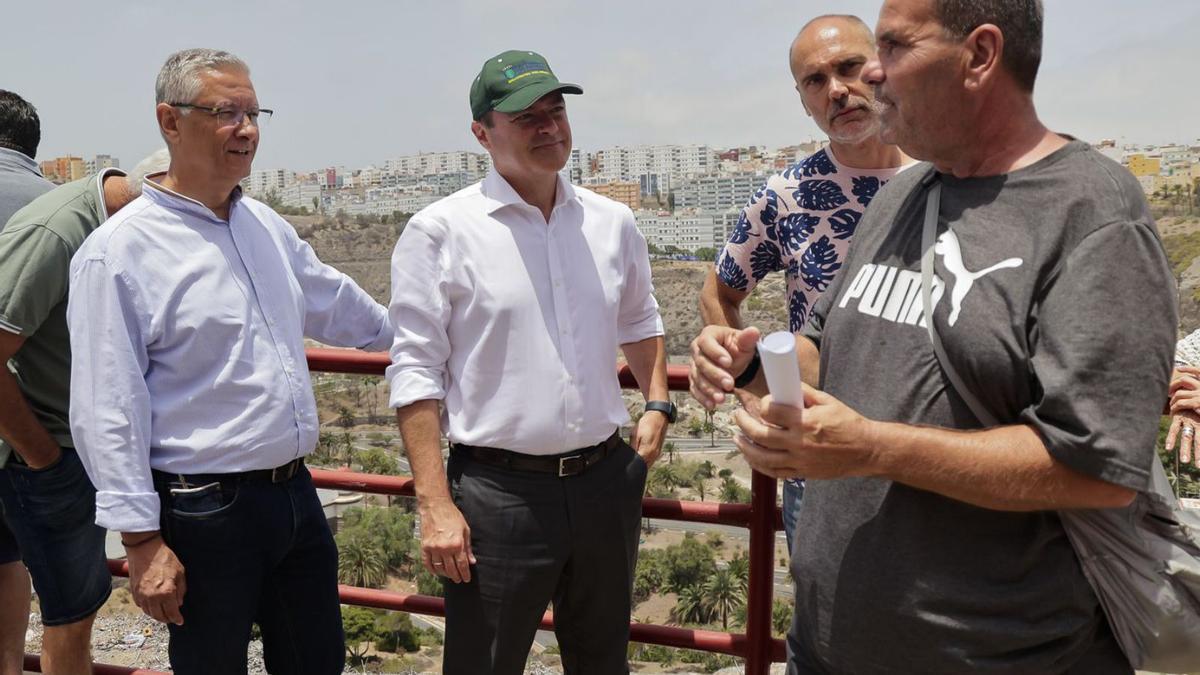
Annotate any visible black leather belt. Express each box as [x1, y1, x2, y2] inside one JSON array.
[[152, 457, 304, 487], [451, 432, 622, 477]]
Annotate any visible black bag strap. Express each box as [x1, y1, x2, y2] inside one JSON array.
[[918, 175, 1000, 428]]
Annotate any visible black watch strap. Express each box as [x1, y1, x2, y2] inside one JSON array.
[[644, 400, 677, 423], [733, 348, 762, 389]]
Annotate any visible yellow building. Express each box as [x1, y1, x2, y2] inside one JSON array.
[[590, 181, 641, 211], [38, 156, 86, 184], [1126, 154, 1162, 177]]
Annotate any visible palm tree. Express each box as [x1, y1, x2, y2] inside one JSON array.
[[704, 568, 746, 630], [338, 534, 387, 588], [663, 441, 676, 465], [670, 584, 712, 626], [726, 555, 750, 594]]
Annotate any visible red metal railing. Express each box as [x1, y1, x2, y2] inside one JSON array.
[[26, 347, 785, 674]]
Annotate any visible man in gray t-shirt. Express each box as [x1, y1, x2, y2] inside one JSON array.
[[689, 1, 1174, 673]]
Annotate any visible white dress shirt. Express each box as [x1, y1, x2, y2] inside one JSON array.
[[387, 169, 663, 455], [68, 180, 391, 532]]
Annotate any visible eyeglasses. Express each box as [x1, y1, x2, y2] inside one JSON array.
[[169, 103, 273, 128]]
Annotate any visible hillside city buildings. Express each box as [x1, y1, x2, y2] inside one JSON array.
[[33, 140, 1200, 255]]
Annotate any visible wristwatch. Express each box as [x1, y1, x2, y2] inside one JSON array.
[[644, 400, 678, 423]]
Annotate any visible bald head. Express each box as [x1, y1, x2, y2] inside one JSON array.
[[790, 14, 874, 66], [787, 14, 881, 145]]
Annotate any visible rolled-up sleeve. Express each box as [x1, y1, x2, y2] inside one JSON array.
[[618, 212, 664, 344], [67, 255, 159, 532], [281, 216, 391, 351], [387, 217, 452, 408], [1018, 221, 1176, 492]]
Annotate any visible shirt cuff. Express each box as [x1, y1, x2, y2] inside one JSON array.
[[618, 314, 665, 345], [365, 321, 393, 353], [387, 369, 446, 409], [95, 490, 161, 533]]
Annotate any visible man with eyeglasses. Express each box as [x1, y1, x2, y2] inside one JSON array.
[[67, 48, 390, 674]]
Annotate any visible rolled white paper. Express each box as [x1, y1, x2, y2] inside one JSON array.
[[758, 331, 804, 409]]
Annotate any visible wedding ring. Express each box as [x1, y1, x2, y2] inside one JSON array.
[[1184, 426, 1194, 437]]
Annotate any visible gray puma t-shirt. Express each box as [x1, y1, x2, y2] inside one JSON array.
[[796, 141, 1176, 673]]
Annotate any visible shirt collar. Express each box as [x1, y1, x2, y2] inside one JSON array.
[[141, 177, 244, 224], [0, 147, 43, 178], [481, 167, 578, 216]]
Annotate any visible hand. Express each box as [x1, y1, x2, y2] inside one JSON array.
[[1166, 409, 1200, 465], [16, 442, 62, 471], [632, 409, 668, 468], [1169, 365, 1200, 398], [732, 385, 879, 480], [125, 534, 186, 625], [418, 497, 475, 584], [689, 325, 761, 409]]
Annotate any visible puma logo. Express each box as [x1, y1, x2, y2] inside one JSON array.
[[933, 230, 1022, 326]]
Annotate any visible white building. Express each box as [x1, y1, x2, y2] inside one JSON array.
[[594, 144, 717, 197], [384, 151, 490, 177], [243, 168, 295, 197], [634, 212, 722, 252], [675, 172, 765, 213]]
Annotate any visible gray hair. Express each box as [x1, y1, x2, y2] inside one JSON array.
[[126, 148, 171, 198], [155, 48, 249, 105], [934, 0, 1043, 92]]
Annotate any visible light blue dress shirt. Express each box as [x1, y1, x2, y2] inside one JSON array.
[[68, 179, 390, 532]]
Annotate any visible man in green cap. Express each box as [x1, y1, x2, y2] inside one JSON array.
[[389, 50, 671, 674]]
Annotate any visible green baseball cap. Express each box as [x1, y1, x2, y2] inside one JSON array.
[[470, 50, 583, 121]]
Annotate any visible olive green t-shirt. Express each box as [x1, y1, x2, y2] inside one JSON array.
[[0, 169, 122, 465]]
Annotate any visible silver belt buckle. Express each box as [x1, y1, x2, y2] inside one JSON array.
[[558, 454, 584, 477]]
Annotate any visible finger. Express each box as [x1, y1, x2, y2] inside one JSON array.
[[453, 551, 472, 584], [734, 408, 790, 449], [693, 350, 738, 392], [421, 550, 439, 577], [689, 383, 719, 410], [759, 396, 803, 430], [175, 571, 187, 609], [1184, 429, 1194, 464], [1180, 366, 1200, 379], [733, 326, 761, 356], [463, 532, 476, 565], [735, 388, 763, 417], [689, 372, 728, 409], [734, 433, 794, 477], [442, 555, 464, 583], [1166, 415, 1181, 451], [162, 595, 185, 626], [801, 382, 831, 407], [145, 600, 168, 625], [694, 332, 734, 369]]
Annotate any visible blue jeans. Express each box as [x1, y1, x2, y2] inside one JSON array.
[[153, 464, 344, 675], [782, 478, 805, 554], [0, 447, 111, 625]]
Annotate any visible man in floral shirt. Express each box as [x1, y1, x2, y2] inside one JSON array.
[[699, 13, 910, 548]]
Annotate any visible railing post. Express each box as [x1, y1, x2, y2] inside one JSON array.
[[745, 469, 778, 674]]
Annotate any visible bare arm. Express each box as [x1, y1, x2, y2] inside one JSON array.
[[620, 335, 669, 402], [621, 335, 670, 465], [699, 268, 748, 328], [396, 399, 474, 583], [0, 331, 60, 468], [734, 386, 1135, 511]]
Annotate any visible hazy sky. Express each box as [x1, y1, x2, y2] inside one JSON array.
[[7, 1, 1197, 171]]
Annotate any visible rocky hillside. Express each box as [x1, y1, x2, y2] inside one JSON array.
[[290, 217, 789, 357], [291, 213, 1200, 355]]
